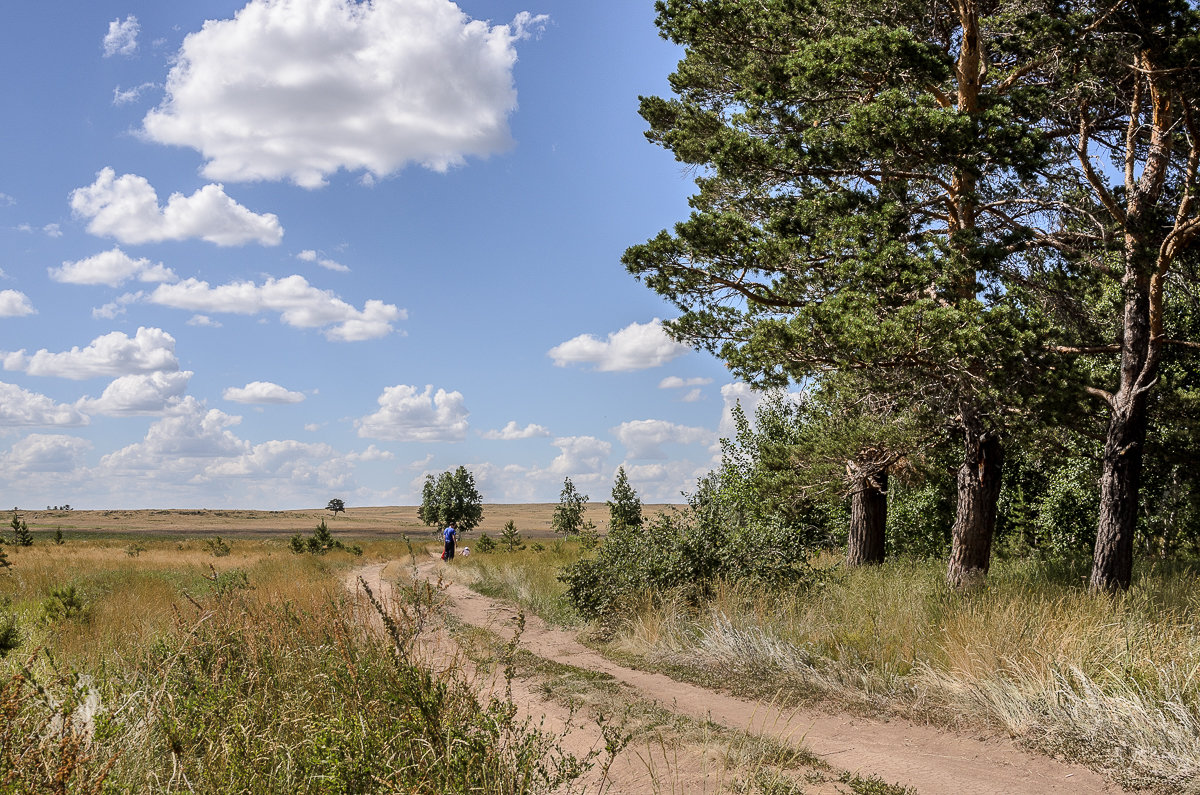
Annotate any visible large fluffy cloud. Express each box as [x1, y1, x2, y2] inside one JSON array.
[[101, 398, 248, 471], [547, 435, 611, 477], [2, 327, 179, 380], [76, 371, 193, 416], [355, 384, 468, 442], [223, 381, 306, 404], [613, 419, 712, 460], [0, 383, 88, 427], [548, 319, 690, 372], [70, 169, 283, 246], [2, 434, 92, 473], [0, 290, 35, 317], [50, 247, 176, 287], [148, 276, 403, 340], [142, 0, 547, 187]]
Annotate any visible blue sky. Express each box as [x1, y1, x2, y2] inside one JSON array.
[[0, 0, 757, 509]]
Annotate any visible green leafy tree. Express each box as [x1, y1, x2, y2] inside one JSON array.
[[607, 467, 643, 532], [418, 466, 484, 532], [551, 477, 592, 536], [326, 498, 346, 517]]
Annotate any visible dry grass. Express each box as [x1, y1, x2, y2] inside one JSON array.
[[13, 503, 672, 539], [0, 534, 586, 793], [607, 556, 1200, 791]]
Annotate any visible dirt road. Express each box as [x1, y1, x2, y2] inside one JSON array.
[[354, 558, 1124, 795]]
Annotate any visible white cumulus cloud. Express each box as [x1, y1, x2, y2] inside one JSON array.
[[0, 290, 35, 317], [51, 247, 176, 287], [346, 444, 394, 462], [3, 434, 93, 473], [481, 421, 550, 440], [76, 371, 193, 416], [548, 319, 689, 372], [0, 383, 89, 427], [355, 384, 468, 442], [70, 168, 283, 246], [148, 275, 403, 341], [101, 398, 248, 471], [142, 0, 547, 187], [613, 419, 713, 460], [103, 16, 139, 57], [547, 435, 611, 477], [2, 327, 179, 380], [223, 381, 306, 404]]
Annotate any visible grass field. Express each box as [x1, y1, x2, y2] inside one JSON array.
[[0, 532, 592, 793], [12, 503, 669, 538]]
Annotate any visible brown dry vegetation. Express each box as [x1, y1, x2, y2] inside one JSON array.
[[15, 504, 673, 538]]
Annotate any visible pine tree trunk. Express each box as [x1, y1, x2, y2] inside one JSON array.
[[947, 413, 1003, 588], [1091, 275, 1153, 591], [847, 469, 887, 567]]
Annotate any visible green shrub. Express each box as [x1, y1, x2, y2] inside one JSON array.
[[0, 599, 20, 658], [561, 508, 815, 621], [477, 533, 496, 553], [290, 521, 361, 556], [41, 583, 87, 623], [204, 535, 232, 557]]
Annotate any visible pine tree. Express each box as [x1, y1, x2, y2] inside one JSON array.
[[10, 516, 31, 547], [500, 520, 523, 552]]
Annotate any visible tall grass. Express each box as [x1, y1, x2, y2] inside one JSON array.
[[450, 545, 1200, 789], [615, 555, 1200, 791], [453, 544, 581, 626], [0, 538, 585, 793]]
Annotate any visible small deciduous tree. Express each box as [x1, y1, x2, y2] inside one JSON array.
[[551, 478, 592, 536], [607, 467, 643, 532], [326, 498, 346, 517], [418, 466, 484, 532]]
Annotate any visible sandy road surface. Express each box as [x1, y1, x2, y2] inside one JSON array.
[[353, 558, 1125, 795]]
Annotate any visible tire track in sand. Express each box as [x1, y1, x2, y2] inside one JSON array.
[[354, 558, 1126, 795]]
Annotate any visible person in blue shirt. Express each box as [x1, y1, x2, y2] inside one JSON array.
[[442, 521, 457, 561]]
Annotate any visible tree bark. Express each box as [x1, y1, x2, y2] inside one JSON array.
[[1090, 272, 1154, 591], [847, 468, 887, 567], [947, 413, 1003, 588]]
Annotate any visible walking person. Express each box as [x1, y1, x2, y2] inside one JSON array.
[[442, 521, 457, 561]]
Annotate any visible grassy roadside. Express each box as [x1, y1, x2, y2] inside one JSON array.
[[444, 610, 915, 795], [449, 542, 1200, 792], [0, 536, 586, 793]]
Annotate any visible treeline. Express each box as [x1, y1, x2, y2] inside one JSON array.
[[623, 0, 1200, 590]]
